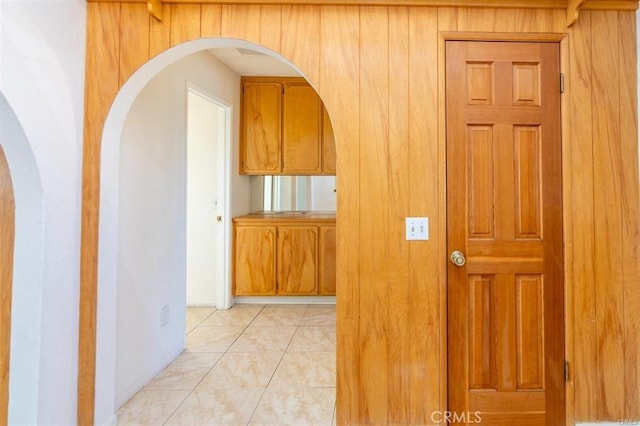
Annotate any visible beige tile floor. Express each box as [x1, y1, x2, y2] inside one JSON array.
[[117, 304, 337, 426]]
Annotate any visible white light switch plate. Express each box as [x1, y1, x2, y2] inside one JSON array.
[[406, 217, 429, 241]]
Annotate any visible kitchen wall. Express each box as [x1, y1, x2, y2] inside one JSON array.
[[116, 49, 244, 408]]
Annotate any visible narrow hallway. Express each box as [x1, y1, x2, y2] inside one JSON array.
[[117, 304, 336, 425]]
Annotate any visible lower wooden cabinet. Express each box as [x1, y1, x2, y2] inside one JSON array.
[[234, 225, 276, 295], [233, 216, 336, 296]]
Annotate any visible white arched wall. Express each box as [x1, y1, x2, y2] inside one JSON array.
[[96, 38, 306, 425], [0, 93, 44, 426], [1, 1, 85, 424]]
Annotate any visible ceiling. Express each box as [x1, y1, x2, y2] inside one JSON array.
[[209, 47, 302, 77]]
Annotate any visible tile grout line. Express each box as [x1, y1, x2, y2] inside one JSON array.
[[245, 304, 310, 425], [163, 305, 266, 425]]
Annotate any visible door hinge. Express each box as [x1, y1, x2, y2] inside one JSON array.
[[560, 73, 565, 94], [564, 361, 570, 382]]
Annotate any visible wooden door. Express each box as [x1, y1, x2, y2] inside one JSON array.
[[446, 41, 564, 425], [0, 146, 15, 424], [241, 81, 281, 174], [282, 83, 321, 174], [233, 225, 276, 295], [321, 106, 337, 174], [318, 225, 336, 295], [277, 226, 318, 295]]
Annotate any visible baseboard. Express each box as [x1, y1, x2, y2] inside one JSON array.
[[233, 296, 336, 305], [98, 413, 118, 426], [114, 343, 185, 409]]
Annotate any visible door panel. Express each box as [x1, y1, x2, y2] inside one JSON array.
[[277, 226, 318, 295], [447, 41, 564, 425], [233, 225, 276, 295]]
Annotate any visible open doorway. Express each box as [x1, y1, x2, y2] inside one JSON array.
[[186, 85, 229, 308], [98, 38, 337, 423]]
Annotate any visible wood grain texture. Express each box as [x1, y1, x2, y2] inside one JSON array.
[[408, 7, 440, 423], [358, 7, 390, 422], [260, 5, 282, 53], [619, 10, 640, 420], [277, 226, 318, 294], [591, 10, 626, 420], [0, 147, 15, 426], [221, 5, 261, 45], [437, 7, 457, 410], [80, 3, 121, 424], [119, 3, 150, 86], [282, 82, 321, 173], [233, 225, 277, 295], [318, 6, 360, 425], [567, 11, 597, 421], [149, 3, 171, 58], [281, 6, 321, 87], [387, 6, 411, 424], [170, 4, 201, 47], [320, 106, 337, 173], [86, 0, 640, 11], [200, 4, 222, 37], [79, 3, 640, 424], [318, 225, 337, 295]]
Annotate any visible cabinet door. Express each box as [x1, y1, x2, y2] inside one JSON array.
[[321, 106, 337, 174], [282, 83, 321, 174], [318, 225, 336, 295], [241, 82, 281, 174], [277, 226, 318, 295], [234, 225, 276, 295]]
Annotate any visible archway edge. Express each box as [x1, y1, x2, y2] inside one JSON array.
[[91, 35, 329, 425]]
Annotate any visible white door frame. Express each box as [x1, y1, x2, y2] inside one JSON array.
[[186, 82, 233, 309]]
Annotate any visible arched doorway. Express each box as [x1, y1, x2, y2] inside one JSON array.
[[0, 93, 45, 425], [96, 37, 336, 423]]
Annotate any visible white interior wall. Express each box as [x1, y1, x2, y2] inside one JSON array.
[[116, 50, 245, 408], [0, 1, 86, 424], [186, 90, 221, 306]]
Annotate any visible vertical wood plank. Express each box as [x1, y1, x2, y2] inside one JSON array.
[[220, 5, 261, 45], [319, 6, 360, 425], [591, 10, 625, 420], [359, 6, 389, 423], [619, 10, 640, 421], [149, 4, 171, 58], [0, 147, 15, 426], [170, 4, 201, 47], [281, 6, 321, 88], [387, 6, 410, 424], [457, 7, 496, 32], [119, 3, 150, 87], [260, 5, 282, 54], [560, 32, 575, 426], [408, 7, 440, 423], [568, 11, 597, 421], [437, 5, 457, 413], [201, 4, 222, 38], [79, 3, 121, 425], [514, 9, 567, 33]]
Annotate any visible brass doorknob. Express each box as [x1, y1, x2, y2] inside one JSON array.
[[450, 250, 466, 267]]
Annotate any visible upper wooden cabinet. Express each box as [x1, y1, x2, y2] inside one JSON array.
[[240, 77, 336, 175]]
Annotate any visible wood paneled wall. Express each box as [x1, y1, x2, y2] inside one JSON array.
[[80, 3, 640, 424], [1, 146, 15, 424]]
